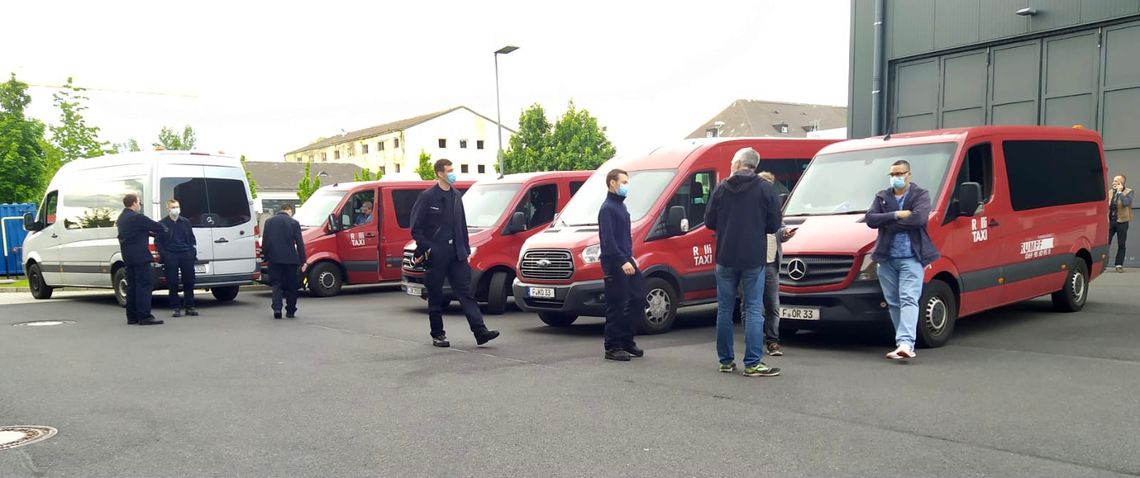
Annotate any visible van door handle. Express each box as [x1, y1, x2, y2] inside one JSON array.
[[365, 233, 377, 238], [987, 219, 1000, 227], [51, 233, 58, 239], [214, 238, 229, 244]]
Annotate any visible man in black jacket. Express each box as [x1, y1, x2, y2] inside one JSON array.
[[262, 203, 306, 319], [410, 159, 500, 348], [597, 168, 645, 362], [116, 193, 167, 326], [156, 199, 198, 317], [704, 148, 782, 377]]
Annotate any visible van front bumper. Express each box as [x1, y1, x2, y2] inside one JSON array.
[[512, 278, 607, 317], [401, 268, 485, 301], [778, 280, 891, 327]]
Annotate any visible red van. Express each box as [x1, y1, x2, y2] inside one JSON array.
[[513, 138, 840, 333], [272, 179, 472, 296], [777, 126, 1110, 347], [401, 171, 593, 314]]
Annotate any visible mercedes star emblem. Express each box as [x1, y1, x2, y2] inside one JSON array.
[[787, 258, 808, 281]]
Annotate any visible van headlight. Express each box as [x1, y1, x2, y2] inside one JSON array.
[[581, 244, 601, 264], [856, 253, 877, 281]]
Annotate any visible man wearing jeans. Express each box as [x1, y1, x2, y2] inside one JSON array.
[[704, 148, 782, 377], [865, 160, 940, 360]]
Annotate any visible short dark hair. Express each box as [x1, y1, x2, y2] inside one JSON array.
[[891, 160, 911, 171], [434, 159, 452, 174], [606, 168, 628, 187], [280, 203, 294, 212], [123, 193, 139, 208]]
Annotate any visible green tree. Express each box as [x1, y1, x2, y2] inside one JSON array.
[[110, 138, 140, 154], [49, 77, 105, 165], [501, 100, 614, 174], [296, 159, 321, 203], [353, 167, 383, 182], [0, 73, 48, 203], [415, 149, 435, 180], [240, 155, 257, 199], [502, 103, 552, 174], [157, 125, 196, 150]]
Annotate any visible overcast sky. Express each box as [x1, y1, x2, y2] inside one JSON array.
[[4, 0, 850, 162]]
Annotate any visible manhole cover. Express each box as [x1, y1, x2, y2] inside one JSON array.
[[12, 320, 76, 327], [0, 426, 57, 451]]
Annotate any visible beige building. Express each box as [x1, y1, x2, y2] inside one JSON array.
[[688, 100, 848, 139], [284, 106, 514, 179]]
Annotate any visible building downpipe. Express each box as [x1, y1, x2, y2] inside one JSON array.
[[870, 0, 886, 135]]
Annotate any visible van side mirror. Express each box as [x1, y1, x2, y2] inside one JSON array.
[[23, 212, 42, 232], [778, 193, 789, 207], [327, 213, 341, 232], [666, 205, 687, 236], [957, 182, 982, 217], [506, 211, 527, 234]]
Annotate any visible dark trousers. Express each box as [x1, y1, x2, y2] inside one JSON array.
[[163, 251, 196, 309], [1110, 221, 1129, 266], [602, 259, 644, 351], [425, 244, 487, 338], [269, 263, 300, 314], [124, 263, 155, 321], [762, 261, 780, 344]]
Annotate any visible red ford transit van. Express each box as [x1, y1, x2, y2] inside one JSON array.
[[778, 126, 1110, 347], [513, 138, 840, 333]]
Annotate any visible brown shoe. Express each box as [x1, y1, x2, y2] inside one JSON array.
[[766, 342, 783, 357]]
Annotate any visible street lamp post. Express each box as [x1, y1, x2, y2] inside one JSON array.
[[494, 45, 518, 179]]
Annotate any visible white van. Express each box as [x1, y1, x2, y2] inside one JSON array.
[[21, 151, 259, 305]]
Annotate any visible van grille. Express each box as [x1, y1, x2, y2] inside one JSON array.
[[402, 250, 424, 273], [780, 255, 854, 287], [520, 250, 574, 280]]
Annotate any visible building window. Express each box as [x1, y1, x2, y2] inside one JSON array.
[[460, 164, 469, 173], [476, 140, 485, 150], [362, 144, 369, 154], [459, 139, 468, 149], [477, 165, 486, 174], [378, 141, 385, 151], [347, 145, 355, 157], [395, 164, 401, 173], [438, 138, 447, 148], [321, 152, 327, 162], [308, 155, 314, 162], [334, 150, 341, 160], [394, 138, 400, 148], [378, 166, 386, 175]]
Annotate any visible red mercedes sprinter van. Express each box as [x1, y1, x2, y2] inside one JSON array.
[[401, 171, 592, 314], [513, 137, 839, 333], [778, 126, 1110, 347]]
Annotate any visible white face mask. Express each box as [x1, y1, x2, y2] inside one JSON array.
[[169, 208, 180, 218]]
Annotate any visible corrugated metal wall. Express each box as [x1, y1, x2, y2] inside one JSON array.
[[0, 203, 36, 276]]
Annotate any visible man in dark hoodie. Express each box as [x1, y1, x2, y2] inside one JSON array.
[[156, 199, 198, 318], [865, 160, 940, 360], [704, 148, 782, 377], [597, 168, 645, 362]]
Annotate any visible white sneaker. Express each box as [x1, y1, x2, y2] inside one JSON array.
[[1116, 265, 1124, 273], [898, 346, 916, 359]]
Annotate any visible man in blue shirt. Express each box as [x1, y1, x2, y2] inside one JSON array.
[[598, 168, 645, 362], [157, 199, 198, 318], [354, 200, 373, 227]]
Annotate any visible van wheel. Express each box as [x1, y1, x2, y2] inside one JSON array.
[[307, 262, 342, 297], [27, 263, 53, 300], [539, 312, 577, 327], [916, 280, 957, 348], [1052, 258, 1089, 312], [211, 286, 239, 302], [113, 267, 128, 307], [484, 271, 510, 315], [638, 277, 678, 335]]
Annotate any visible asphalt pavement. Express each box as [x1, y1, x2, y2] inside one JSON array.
[[1, 273, 1138, 477]]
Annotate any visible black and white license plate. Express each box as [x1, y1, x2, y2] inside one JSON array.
[[405, 285, 424, 297], [779, 306, 820, 320], [194, 263, 208, 274], [528, 287, 555, 299]]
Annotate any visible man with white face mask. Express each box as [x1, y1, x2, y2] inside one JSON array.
[[156, 199, 198, 317]]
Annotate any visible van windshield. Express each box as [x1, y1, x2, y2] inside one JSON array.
[[556, 169, 677, 227], [784, 142, 957, 216], [294, 190, 347, 228], [160, 177, 252, 228], [463, 183, 521, 229]]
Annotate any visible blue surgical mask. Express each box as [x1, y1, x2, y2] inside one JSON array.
[[446, 173, 457, 184], [617, 184, 629, 197], [890, 176, 906, 190]]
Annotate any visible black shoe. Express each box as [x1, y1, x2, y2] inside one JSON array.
[[185, 308, 199, 316], [138, 318, 164, 326], [475, 329, 500, 346], [605, 348, 632, 362], [172, 309, 182, 318], [286, 312, 296, 319], [127, 318, 139, 325], [624, 344, 644, 358], [432, 335, 450, 348], [273, 311, 282, 320]]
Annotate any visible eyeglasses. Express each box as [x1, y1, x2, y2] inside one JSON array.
[[888, 171, 910, 177]]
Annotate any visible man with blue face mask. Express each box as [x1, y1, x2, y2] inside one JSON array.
[[865, 160, 940, 360], [410, 159, 499, 348], [598, 168, 645, 361]]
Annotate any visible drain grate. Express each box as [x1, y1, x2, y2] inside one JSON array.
[[12, 320, 76, 327], [0, 426, 57, 451]]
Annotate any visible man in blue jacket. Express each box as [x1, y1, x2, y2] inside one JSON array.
[[864, 160, 940, 360], [705, 148, 782, 377], [156, 199, 198, 317], [598, 168, 645, 362], [262, 203, 307, 319], [116, 193, 167, 326]]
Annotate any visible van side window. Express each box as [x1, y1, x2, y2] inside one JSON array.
[[948, 144, 995, 218], [392, 189, 420, 228], [341, 191, 375, 228], [755, 158, 811, 194], [516, 184, 558, 229], [39, 192, 58, 226], [1003, 140, 1104, 211], [569, 181, 585, 197], [62, 178, 144, 229], [160, 178, 252, 228], [662, 170, 716, 233]]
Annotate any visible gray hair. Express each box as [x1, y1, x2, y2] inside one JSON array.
[[732, 147, 760, 170]]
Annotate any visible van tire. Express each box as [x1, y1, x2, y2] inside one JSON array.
[[1052, 258, 1089, 312], [113, 267, 128, 307], [916, 280, 957, 349], [211, 286, 240, 302], [27, 263, 53, 300], [307, 262, 342, 297], [539, 312, 577, 327], [638, 277, 678, 335], [484, 271, 510, 315]]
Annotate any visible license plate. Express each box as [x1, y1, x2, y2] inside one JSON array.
[[779, 306, 820, 320], [528, 287, 555, 299], [194, 264, 207, 274], [406, 285, 423, 297]]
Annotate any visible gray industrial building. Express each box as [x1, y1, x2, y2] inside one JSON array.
[[849, 0, 1140, 265]]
